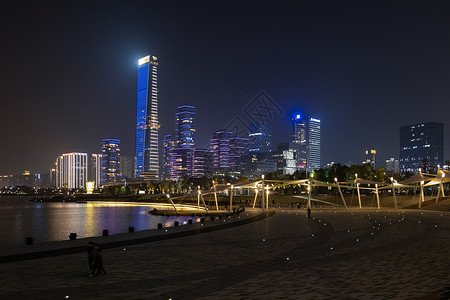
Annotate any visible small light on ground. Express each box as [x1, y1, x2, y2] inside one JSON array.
[[286, 257, 290, 260]]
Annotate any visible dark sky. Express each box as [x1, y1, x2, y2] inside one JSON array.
[[1, 0, 450, 175]]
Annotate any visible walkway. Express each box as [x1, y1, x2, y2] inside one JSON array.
[[0, 208, 449, 299]]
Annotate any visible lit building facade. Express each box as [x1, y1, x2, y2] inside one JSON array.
[[249, 122, 272, 153], [292, 114, 321, 172], [171, 148, 194, 179], [56, 153, 88, 189], [162, 135, 175, 180], [120, 156, 135, 180], [89, 153, 101, 188], [400, 122, 443, 174], [229, 136, 249, 175], [211, 130, 231, 175], [175, 104, 196, 148], [136, 55, 159, 180], [101, 139, 121, 185], [192, 149, 213, 178], [363, 150, 376, 167], [385, 158, 400, 174]]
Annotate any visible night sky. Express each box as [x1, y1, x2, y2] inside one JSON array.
[[2, 0, 450, 175]]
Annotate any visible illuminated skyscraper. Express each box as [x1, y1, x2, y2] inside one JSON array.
[[292, 114, 321, 172], [400, 122, 443, 174], [101, 139, 121, 184], [363, 150, 376, 167], [55, 153, 88, 189], [88, 153, 101, 188], [136, 55, 159, 180], [175, 105, 196, 148], [307, 117, 321, 171], [248, 122, 272, 153], [211, 130, 232, 174]]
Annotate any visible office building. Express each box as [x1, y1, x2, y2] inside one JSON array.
[[171, 148, 194, 179], [175, 105, 196, 148], [363, 150, 376, 167], [162, 135, 175, 180], [273, 143, 297, 175], [136, 55, 159, 180], [292, 114, 321, 172], [211, 130, 232, 175], [249, 122, 272, 154], [400, 122, 444, 173], [229, 136, 249, 175], [101, 139, 121, 184], [120, 156, 135, 180], [192, 149, 213, 178], [385, 158, 400, 174], [89, 154, 101, 188], [56, 153, 88, 189]]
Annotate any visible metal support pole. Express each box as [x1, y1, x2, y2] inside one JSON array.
[[375, 184, 380, 210], [357, 183, 362, 209], [266, 187, 269, 209], [392, 183, 398, 210], [261, 176, 265, 209], [419, 181, 424, 208], [307, 180, 312, 209], [252, 187, 258, 208], [213, 180, 219, 211], [336, 181, 348, 210], [167, 195, 178, 214], [230, 185, 233, 211], [436, 175, 445, 203], [197, 186, 201, 211]]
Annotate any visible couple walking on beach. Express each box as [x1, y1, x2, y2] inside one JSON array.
[[87, 242, 106, 277]]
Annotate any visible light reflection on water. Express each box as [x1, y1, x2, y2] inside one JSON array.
[[0, 197, 198, 248]]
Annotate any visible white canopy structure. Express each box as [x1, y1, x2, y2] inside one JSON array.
[[186, 169, 449, 212]]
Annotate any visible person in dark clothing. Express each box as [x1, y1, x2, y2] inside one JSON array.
[[307, 207, 311, 218], [87, 242, 95, 273], [91, 248, 106, 276]]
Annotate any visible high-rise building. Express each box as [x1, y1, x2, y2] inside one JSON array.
[[56, 153, 88, 189], [136, 55, 159, 180], [175, 105, 196, 148], [89, 154, 101, 188], [400, 122, 444, 174], [273, 143, 297, 175], [162, 135, 175, 180], [120, 156, 135, 180], [249, 122, 272, 154], [192, 149, 213, 178], [101, 139, 121, 185], [292, 114, 321, 172], [292, 114, 307, 170], [385, 158, 400, 174], [363, 150, 376, 167], [229, 136, 249, 175], [211, 130, 232, 175], [171, 148, 194, 179]]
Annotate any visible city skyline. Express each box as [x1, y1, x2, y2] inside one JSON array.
[[2, 1, 450, 174]]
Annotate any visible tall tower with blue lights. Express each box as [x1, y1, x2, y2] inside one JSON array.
[[136, 55, 159, 180], [292, 114, 321, 172]]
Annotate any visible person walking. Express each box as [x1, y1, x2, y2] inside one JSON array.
[[87, 242, 95, 273], [91, 247, 106, 276]]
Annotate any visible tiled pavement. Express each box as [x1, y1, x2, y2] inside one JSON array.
[[0, 208, 449, 299]]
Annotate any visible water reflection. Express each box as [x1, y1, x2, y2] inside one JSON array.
[[0, 198, 199, 248]]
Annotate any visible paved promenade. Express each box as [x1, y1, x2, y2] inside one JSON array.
[[0, 207, 449, 299]]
